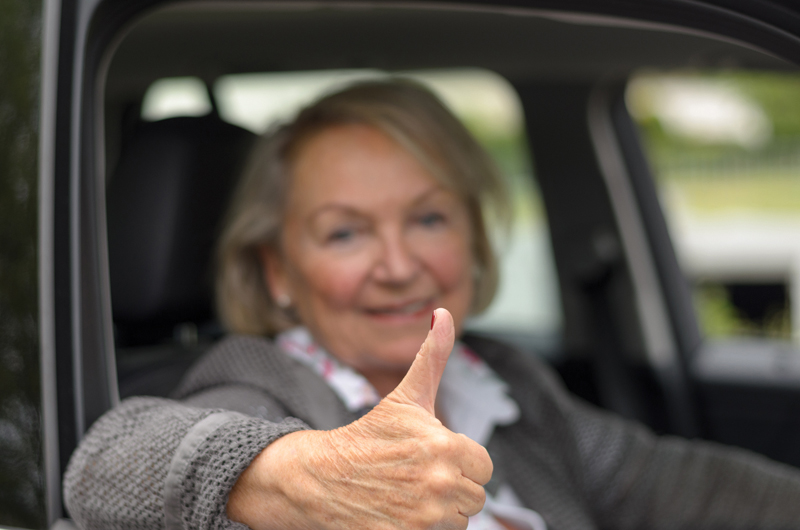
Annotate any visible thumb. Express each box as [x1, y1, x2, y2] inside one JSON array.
[[390, 307, 455, 415]]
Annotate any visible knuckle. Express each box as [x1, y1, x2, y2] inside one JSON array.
[[416, 503, 447, 528], [435, 431, 455, 451], [470, 440, 489, 460], [460, 485, 485, 517], [449, 510, 470, 530], [427, 467, 454, 495], [482, 449, 493, 473], [476, 447, 494, 483], [424, 431, 454, 455], [473, 486, 486, 506]]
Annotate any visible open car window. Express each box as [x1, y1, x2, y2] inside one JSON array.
[[628, 71, 800, 346]]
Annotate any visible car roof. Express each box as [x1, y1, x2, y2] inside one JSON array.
[[105, 3, 793, 104]]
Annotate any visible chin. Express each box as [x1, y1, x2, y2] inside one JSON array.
[[366, 339, 425, 370]]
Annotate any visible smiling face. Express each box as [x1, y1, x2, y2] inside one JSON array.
[[262, 123, 474, 394]]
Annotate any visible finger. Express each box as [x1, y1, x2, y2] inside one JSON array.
[[439, 508, 470, 530], [390, 307, 455, 414], [456, 475, 487, 517], [454, 434, 494, 486]]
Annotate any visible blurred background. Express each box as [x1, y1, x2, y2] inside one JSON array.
[[142, 68, 800, 347], [629, 72, 800, 344]]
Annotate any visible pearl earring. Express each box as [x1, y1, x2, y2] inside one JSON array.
[[276, 294, 292, 308]]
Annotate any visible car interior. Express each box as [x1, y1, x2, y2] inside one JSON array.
[[63, 1, 800, 494]]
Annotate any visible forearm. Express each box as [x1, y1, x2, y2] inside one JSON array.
[[623, 435, 800, 529], [573, 404, 800, 529], [227, 430, 324, 530], [64, 396, 307, 530]]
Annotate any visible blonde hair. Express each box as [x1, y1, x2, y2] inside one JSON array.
[[216, 78, 509, 335]]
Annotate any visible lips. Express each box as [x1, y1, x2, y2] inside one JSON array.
[[364, 298, 434, 317]]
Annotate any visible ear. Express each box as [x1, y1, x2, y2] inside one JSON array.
[[257, 245, 290, 303]]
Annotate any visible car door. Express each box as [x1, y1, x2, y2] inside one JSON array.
[[17, 1, 800, 529]]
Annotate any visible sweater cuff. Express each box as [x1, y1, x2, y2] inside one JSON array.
[[165, 412, 308, 530]]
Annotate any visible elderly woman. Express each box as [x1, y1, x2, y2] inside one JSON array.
[[65, 80, 800, 530]]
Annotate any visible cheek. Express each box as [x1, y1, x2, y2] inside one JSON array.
[[290, 250, 374, 308], [417, 232, 473, 291]]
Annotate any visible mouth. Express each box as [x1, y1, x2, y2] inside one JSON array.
[[363, 298, 435, 318]]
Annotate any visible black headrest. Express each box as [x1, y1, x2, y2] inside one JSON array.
[[107, 115, 256, 343]]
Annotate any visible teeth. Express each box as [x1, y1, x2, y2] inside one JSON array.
[[399, 300, 428, 314], [371, 300, 429, 315]]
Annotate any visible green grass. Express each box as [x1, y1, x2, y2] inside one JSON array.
[[659, 171, 800, 215], [695, 284, 792, 340]]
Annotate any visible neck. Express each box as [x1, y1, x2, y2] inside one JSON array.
[[361, 369, 406, 398], [362, 368, 448, 425]]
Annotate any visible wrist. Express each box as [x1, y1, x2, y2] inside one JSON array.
[[226, 430, 318, 528]]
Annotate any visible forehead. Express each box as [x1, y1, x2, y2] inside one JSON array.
[[286, 123, 446, 213]]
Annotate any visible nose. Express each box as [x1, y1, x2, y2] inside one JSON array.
[[372, 229, 420, 285]]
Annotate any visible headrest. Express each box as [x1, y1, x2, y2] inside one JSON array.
[[107, 115, 256, 343]]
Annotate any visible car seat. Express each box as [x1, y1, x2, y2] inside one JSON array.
[[107, 113, 256, 398]]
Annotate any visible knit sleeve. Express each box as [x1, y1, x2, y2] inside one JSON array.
[[515, 352, 800, 529], [470, 333, 800, 530], [567, 397, 800, 530], [63, 396, 308, 530]]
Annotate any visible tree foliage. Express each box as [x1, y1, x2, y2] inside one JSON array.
[[0, 0, 44, 526]]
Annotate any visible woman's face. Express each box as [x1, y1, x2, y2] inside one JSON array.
[[262, 123, 474, 384]]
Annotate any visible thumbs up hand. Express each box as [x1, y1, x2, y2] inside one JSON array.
[[228, 308, 493, 530], [341, 308, 493, 522]]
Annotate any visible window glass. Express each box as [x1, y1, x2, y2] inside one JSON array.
[[142, 69, 563, 354], [141, 77, 212, 121], [0, 0, 45, 527], [628, 71, 800, 343]]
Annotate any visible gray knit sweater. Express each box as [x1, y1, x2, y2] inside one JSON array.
[[64, 334, 800, 530]]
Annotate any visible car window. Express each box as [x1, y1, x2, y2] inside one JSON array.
[[141, 69, 563, 357], [0, 0, 46, 527], [628, 71, 800, 344]]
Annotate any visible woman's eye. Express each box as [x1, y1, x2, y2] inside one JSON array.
[[327, 227, 356, 243], [418, 212, 446, 227]]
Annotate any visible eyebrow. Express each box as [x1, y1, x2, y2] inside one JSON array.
[[306, 185, 451, 223]]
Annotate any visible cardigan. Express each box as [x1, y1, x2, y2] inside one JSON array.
[[276, 326, 542, 530], [63, 334, 800, 530]]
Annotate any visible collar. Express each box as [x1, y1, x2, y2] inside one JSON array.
[[276, 327, 519, 445]]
